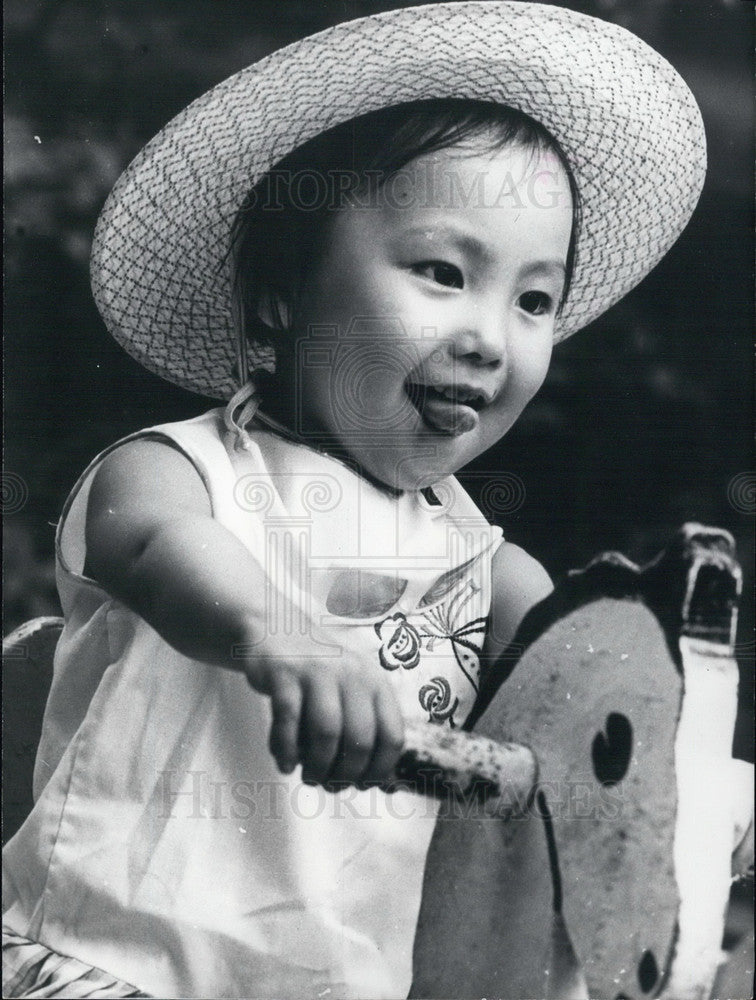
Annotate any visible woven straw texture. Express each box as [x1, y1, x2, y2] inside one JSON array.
[[90, 1, 706, 400]]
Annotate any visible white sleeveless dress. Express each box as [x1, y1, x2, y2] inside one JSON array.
[[3, 409, 502, 999]]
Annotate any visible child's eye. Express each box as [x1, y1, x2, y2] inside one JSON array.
[[413, 261, 464, 289], [518, 290, 553, 316]]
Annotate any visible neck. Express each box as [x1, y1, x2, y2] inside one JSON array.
[[255, 372, 404, 498]]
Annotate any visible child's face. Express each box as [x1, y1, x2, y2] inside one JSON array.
[[288, 139, 573, 490]]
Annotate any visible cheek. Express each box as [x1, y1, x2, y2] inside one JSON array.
[[323, 252, 394, 318], [515, 337, 553, 398], [297, 341, 416, 437], [478, 340, 552, 443]]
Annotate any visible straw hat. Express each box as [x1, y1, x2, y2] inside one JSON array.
[[90, 1, 706, 400]]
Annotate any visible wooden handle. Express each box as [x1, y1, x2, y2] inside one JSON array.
[[384, 721, 537, 819]]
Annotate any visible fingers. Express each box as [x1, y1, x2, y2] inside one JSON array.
[[325, 685, 377, 788], [268, 674, 303, 774], [360, 684, 405, 785], [299, 674, 342, 785], [327, 682, 405, 789], [267, 668, 406, 789]]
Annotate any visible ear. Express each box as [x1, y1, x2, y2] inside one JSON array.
[[256, 288, 293, 331]]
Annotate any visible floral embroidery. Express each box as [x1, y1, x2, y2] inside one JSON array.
[[374, 613, 421, 670], [418, 582, 487, 691], [373, 564, 489, 728], [419, 677, 459, 727]]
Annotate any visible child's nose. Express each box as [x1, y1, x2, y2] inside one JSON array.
[[449, 309, 507, 368]]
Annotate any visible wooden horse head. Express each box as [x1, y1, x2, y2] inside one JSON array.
[[410, 524, 752, 999]]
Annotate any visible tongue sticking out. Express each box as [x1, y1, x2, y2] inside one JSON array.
[[411, 387, 478, 436]]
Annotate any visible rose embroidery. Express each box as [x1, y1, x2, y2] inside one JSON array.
[[375, 613, 421, 670], [419, 676, 459, 727]]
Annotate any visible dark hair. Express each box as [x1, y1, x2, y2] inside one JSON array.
[[231, 98, 580, 365]]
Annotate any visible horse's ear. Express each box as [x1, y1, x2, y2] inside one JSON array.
[[410, 524, 747, 1000]]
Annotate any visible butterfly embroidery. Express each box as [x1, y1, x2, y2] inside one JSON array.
[[417, 580, 487, 692], [373, 565, 490, 728]]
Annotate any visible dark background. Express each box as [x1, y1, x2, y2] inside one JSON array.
[[4, 0, 753, 759]]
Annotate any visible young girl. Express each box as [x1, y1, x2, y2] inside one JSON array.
[[3, 3, 705, 998]]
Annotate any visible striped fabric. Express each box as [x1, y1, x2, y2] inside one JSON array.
[[2, 927, 152, 999]]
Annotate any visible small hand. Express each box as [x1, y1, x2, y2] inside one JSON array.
[[244, 631, 405, 789]]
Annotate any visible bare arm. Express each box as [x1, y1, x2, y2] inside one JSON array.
[[85, 438, 404, 784], [85, 439, 270, 673], [481, 540, 554, 665]]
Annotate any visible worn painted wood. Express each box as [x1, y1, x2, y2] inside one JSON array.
[[411, 524, 745, 1000]]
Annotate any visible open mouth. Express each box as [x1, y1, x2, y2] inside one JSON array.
[[404, 381, 485, 436]]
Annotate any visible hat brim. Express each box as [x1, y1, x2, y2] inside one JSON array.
[[91, 1, 706, 400]]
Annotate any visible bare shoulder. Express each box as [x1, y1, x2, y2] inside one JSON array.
[[483, 541, 553, 661], [87, 437, 210, 520], [85, 437, 211, 581]]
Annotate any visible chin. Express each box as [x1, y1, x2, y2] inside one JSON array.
[[368, 446, 473, 493]]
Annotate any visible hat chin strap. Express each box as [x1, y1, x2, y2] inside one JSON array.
[[224, 378, 261, 452], [224, 291, 264, 450]]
